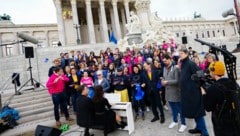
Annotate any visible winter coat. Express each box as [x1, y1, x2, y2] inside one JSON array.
[[203, 78, 240, 136], [94, 78, 110, 92], [76, 95, 95, 128], [163, 64, 181, 102], [179, 57, 205, 118]]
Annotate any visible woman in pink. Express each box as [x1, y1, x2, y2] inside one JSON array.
[[46, 67, 73, 127], [192, 57, 206, 71], [80, 70, 94, 98], [122, 51, 131, 64], [133, 52, 143, 64], [162, 41, 169, 52]]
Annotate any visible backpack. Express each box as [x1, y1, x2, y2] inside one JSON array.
[[216, 83, 240, 129]]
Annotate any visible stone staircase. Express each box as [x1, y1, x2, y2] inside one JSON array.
[[0, 89, 75, 136]]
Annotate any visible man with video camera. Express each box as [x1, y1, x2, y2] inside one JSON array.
[[200, 61, 240, 136]]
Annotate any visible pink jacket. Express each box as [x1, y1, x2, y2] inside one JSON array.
[[46, 73, 69, 95], [162, 43, 168, 50], [123, 55, 131, 64], [80, 77, 93, 88], [133, 56, 143, 64]]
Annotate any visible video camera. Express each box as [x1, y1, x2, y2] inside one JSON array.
[[194, 39, 239, 89], [191, 70, 214, 89]]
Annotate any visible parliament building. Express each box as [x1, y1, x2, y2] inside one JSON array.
[[0, 0, 238, 57]]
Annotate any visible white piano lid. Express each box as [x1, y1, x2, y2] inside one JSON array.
[[104, 93, 121, 103]]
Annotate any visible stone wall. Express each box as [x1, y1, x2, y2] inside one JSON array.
[[0, 55, 29, 91], [0, 43, 115, 91]]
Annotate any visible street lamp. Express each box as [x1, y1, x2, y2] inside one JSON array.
[[74, 24, 81, 45], [222, 0, 240, 52]]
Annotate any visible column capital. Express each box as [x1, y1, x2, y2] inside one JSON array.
[[112, 0, 118, 4], [135, 0, 150, 11], [70, 0, 77, 5], [53, 0, 61, 5], [85, 0, 91, 5], [99, 0, 105, 5], [124, 0, 129, 4]]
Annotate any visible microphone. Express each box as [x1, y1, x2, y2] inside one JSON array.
[[17, 32, 39, 44], [222, 8, 235, 18]]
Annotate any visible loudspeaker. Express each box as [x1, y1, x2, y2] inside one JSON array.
[[182, 36, 188, 44], [25, 47, 34, 58], [35, 125, 62, 136]]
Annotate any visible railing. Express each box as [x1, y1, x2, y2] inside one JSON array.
[[0, 73, 20, 109]]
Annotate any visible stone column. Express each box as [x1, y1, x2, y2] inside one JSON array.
[[121, 8, 127, 35], [98, 8, 103, 42], [112, 0, 122, 39], [45, 31, 49, 47], [124, 0, 130, 24], [233, 21, 239, 36], [54, 0, 66, 46], [0, 33, 3, 57], [71, 0, 81, 44], [14, 33, 20, 55], [99, 0, 109, 42], [85, 0, 96, 44], [110, 9, 116, 33]]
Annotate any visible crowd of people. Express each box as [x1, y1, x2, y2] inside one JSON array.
[[46, 41, 239, 136]]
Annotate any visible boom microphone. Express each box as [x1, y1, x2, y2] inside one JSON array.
[[222, 8, 235, 18], [17, 32, 39, 44]]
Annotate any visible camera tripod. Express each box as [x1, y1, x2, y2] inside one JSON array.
[[17, 58, 45, 94]]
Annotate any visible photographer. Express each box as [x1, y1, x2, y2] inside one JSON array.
[[200, 61, 240, 136]]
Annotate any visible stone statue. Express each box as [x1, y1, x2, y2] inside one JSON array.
[[0, 13, 11, 21], [125, 11, 141, 34], [141, 12, 176, 45], [149, 12, 163, 31], [194, 11, 201, 19]]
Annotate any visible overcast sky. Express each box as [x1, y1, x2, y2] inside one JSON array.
[[0, 0, 235, 24]]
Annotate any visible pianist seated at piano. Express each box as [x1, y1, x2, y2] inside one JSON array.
[[92, 85, 127, 131], [76, 85, 126, 136]]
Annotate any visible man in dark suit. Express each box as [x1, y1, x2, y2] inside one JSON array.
[[76, 84, 95, 136], [142, 62, 165, 123]]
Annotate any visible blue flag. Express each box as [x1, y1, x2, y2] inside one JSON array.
[[109, 31, 117, 44]]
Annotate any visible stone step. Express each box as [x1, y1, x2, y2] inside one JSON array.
[[19, 105, 53, 117], [2, 88, 48, 99], [2, 90, 49, 100], [18, 110, 54, 124], [9, 97, 51, 108], [1, 116, 56, 136], [1, 114, 76, 136], [15, 101, 53, 112], [3, 93, 49, 106]]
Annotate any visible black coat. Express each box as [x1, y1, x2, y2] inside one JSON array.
[[76, 95, 95, 128], [68, 75, 81, 92], [142, 69, 160, 93], [142, 69, 162, 106], [203, 78, 240, 136], [93, 98, 117, 131], [179, 57, 205, 118]]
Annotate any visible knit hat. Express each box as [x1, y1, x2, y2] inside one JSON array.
[[209, 61, 225, 76], [117, 68, 123, 72]]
